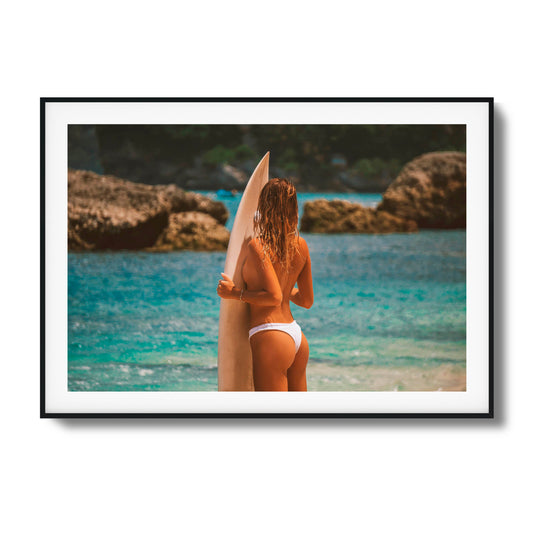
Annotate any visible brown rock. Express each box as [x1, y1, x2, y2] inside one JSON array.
[[378, 151, 466, 228], [68, 169, 229, 251], [148, 212, 230, 251], [68, 227, 94, 251], [68, 169, 169, 250], [300, 199, 418, 234], [154, 184, 228, 225]]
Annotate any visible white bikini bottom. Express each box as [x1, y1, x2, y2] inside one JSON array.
[[248, 320, 302, 354]]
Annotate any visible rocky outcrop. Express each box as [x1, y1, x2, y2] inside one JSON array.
[[68, 226, 94, 251], [68, 169, 229, 251], [68, 169, 169, 250], [147, 212, 229, 251], [300, 200, 418, 234], [300, 151, 466, 234], [377, 151, 466, 228], [154, 184, 228, 225]]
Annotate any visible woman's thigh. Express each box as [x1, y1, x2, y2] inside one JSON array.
[[250, 330, 296, 391]]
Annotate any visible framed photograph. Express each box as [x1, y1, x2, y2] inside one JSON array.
[[41, 97, 493, 418]]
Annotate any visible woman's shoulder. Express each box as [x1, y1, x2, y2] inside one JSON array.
[[248, 237, 262, 251], [247, 238, 267, 260], [297, 235, 309, 252]]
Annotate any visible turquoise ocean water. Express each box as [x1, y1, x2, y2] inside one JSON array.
[[68, 192, 466, 391]]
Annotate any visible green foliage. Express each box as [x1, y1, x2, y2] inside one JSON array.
[[88, 124, 466, 185], [233, 144, 256, 160], [277, 148, 300, 173], [68, 125, 104, 173], [202, 144, 258, 167], [202, 145, 235, 166], [352, 158, 403, 180]]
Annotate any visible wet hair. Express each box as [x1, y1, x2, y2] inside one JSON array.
[[253, 178, 299, 271]]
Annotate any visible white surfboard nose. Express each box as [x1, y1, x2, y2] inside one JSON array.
[[258, 151, 270, 168]]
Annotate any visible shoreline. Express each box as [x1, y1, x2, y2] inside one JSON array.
[[68, 361, 466, 392]]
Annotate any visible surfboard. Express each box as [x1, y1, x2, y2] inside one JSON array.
[[218, 152, 270, 391]]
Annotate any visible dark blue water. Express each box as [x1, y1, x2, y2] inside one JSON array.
[[68, 193, 466, 391]]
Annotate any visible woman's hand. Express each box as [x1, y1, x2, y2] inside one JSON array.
[[217, 272, 238, 300]]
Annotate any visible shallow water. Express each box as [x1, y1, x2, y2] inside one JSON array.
[[68, 192, 465, 391]]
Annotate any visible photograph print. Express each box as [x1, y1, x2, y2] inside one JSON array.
[[41, 98, 493, 416]]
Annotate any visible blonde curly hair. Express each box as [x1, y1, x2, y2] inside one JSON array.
[[253, 178, 299, 271]]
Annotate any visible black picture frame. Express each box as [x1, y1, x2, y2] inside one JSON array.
[[41, 97, 494, 418]]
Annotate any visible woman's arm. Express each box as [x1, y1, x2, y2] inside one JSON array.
[[289, 238, 314, 309], [217, 240, 282, 306], [217, 273, 282, 306]]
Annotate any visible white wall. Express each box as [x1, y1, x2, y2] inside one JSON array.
[[2, 1, 528, 532]]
